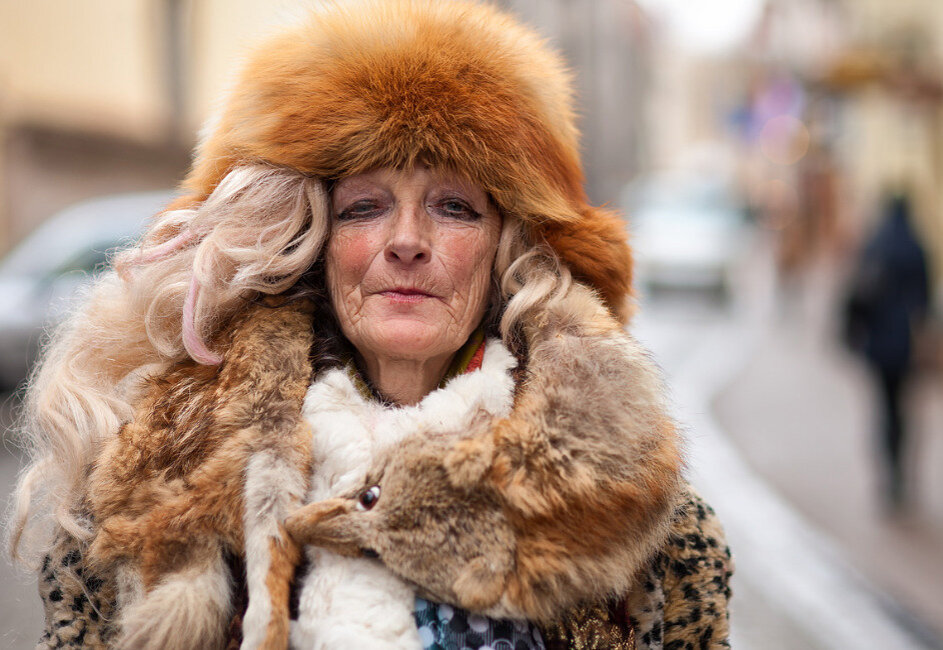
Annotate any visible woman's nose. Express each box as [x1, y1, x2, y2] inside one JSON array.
[[385, 203, 431, 265]]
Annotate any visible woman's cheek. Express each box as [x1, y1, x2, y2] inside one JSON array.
[[327, 229, 380, 290], [443, 230, 498, 313]]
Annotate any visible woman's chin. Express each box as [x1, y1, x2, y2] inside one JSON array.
[[362, 320, 459, 361]]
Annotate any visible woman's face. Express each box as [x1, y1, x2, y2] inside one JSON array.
[[326, 166, 501, 365]]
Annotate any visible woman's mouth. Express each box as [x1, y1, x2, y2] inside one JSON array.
[[379, 288, 435, 304]]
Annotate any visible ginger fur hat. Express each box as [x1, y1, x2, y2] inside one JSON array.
[[181, 0, 634, 320]]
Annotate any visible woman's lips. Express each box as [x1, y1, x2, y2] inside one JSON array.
[[378, 288, 436, 304]]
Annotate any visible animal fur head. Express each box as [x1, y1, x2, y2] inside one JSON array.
[[176, 0, 634, 321], [86, 298, 316, 649], [287, 285, 682, 623]]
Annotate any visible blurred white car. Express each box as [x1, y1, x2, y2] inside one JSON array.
[[0, 191, 175, 390], [622, 172, 751, 299]]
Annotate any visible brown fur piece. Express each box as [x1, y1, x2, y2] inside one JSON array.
[[173, 0, 634, 322], [539, 206, 636, 322], [87, 299, 315, 650], [286, 285, 683, 624]]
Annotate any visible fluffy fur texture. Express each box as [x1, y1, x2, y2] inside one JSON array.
[[292, 341, 517, 648], [178, 0, 634, 320], [287, 283, 682, 624], [8, 164, 326, 562], [86, 299, 315, 649]]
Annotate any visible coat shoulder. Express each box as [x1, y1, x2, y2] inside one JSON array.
[[632, 485, 733, 649], [542, 485, 733, 650]]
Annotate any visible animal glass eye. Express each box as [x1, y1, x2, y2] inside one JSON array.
[[357, 485, 381, 511]]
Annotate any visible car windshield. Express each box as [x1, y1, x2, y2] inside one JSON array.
[[636, 176, 738, 214], [0, 219, 133, 278], [0, 192, 174, 278]]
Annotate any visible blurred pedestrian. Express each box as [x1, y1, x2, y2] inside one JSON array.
[[843, 192, 930, 508]]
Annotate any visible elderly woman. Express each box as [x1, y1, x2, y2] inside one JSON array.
[[10, 2, 732, 649]]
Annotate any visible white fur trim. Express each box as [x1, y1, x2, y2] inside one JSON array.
[[241, 447, 308, 649], [115, 565, 144, 613], [116, 551, 232, 650], [292, 551, 422, 650], [292, 338, 516, 649]]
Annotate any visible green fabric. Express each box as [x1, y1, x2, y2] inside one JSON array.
[[440, 327, 485, 386]]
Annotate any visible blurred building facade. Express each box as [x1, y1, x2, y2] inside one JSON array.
[[756, 0, 943, 294], [499, 0, 652, 204], [0, 0, 320, 248], [629, 0, 943, 309]]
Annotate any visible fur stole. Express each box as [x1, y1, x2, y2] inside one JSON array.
[[292, 341, 517, 648], [84, 284, 682, 649]]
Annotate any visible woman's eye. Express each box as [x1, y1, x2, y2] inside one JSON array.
[[337, 201, 381, 220], [436, 199, 480, 220], [357, 485, 381, 511]]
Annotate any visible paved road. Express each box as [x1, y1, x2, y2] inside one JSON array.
[[632, 290, 826, 650], [713, 254, 943, 645]]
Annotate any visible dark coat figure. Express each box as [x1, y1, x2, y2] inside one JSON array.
[[844, 194, 930, 506]]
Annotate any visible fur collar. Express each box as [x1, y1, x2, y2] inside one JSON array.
[[87, 299, 317, 650]]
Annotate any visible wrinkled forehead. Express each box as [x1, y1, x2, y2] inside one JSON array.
[[332, 165, 483, 192]]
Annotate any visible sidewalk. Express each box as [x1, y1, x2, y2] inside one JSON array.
[[634, 230, 942, 649], [712, 253, 943, 643]]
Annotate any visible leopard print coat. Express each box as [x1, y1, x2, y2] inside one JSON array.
[[36, 486, 732, 649]]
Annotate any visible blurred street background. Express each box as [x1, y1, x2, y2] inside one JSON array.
[[1, 1, 942, 648]]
